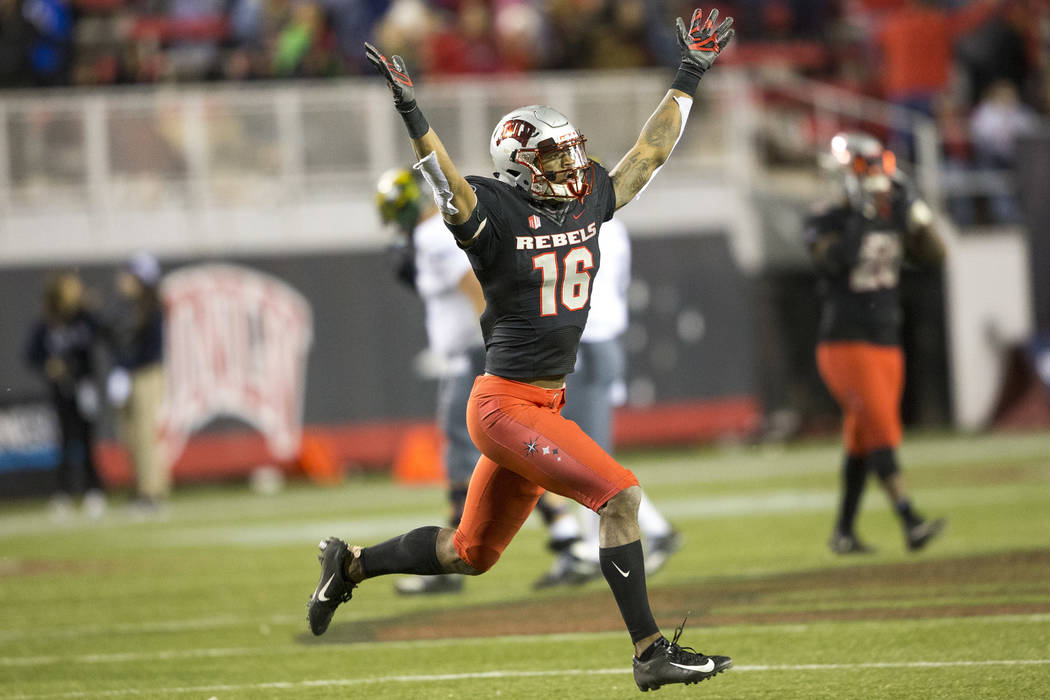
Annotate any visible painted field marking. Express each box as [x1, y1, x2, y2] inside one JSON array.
[[8, 659, 1050, 699], [3, 611, 1049, 649]]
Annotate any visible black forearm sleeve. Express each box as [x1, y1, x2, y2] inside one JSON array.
[[670, 63, 703, 95], [397, 102, 430, 140]]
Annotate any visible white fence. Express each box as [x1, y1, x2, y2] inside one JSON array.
[[0, 68, 962, 265]]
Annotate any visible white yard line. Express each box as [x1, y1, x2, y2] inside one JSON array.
[[4, 614, 1050, 665], [8, 659, 1050, 698]]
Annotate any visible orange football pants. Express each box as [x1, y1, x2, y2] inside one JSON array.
[[816, 341, 903, 457], [452, 374, 639, 572]]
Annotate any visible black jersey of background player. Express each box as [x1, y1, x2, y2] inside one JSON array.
[[459, 160, 616, 379], [805, 181, 918, 347]]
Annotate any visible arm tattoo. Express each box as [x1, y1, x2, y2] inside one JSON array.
[[643, 109, 675, 147], [612, 152, 658, 207], [611, 95, 684, 208]]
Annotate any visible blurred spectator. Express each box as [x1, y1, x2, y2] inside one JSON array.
[[956, 0, 1035, 106], [107, 252, 169, 512], [25, 271, 108, 519], [492, 1, 547, 72], [934, 90, 977, 224], [22, 0, 74, 85], [426, 0, 502, 74], [372, 0, 431, 75], [969, 78, 1040, 222], [0, 0, 30, 86], [874, 0, 1003, 158]]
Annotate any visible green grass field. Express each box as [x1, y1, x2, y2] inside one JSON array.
[[3, 431, 1050, 699]]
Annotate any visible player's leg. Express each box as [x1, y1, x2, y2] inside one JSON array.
[[394, 351, 483, 595], [858, 346, 945, 551], [468, 375, 730, 686], [817, 342, 875, 553], [565, 339, 678, 575]]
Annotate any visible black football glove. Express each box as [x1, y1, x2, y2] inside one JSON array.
[[675, 8, 735, 78], [364, 42, 416, 113]]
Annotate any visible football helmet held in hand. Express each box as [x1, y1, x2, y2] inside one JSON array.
[[489, 105, 593, 203]]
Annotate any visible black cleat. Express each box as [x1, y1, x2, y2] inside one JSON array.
[[828, 530, 876, 555], [906, 517, 946, 552], [644, 530, 682, 575], [307, 537, 356, 636], [394, 574, 464, 595], [633, 618, 732, 692]]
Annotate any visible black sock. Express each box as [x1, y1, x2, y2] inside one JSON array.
[[359, 526, 444, 579], [599, 540, 660, 645], [837, 455, 868, 534], [895, 499, 922, 529]]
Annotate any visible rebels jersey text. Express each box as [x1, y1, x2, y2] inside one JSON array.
[[805, 183, 918, 346], [456, 161, 617, 378]]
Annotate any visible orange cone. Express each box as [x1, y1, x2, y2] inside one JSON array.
[[392, 425, 446, 484]]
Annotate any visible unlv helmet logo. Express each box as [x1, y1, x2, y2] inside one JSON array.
[[496, 119, 537, 147]]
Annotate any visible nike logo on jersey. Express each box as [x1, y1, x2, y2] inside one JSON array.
[[316, 574, 336, 602], [612, 562, 631, 578], [516, 222, 597, 250], [670, 659, 715, 673], [466, 216, 488, 243]]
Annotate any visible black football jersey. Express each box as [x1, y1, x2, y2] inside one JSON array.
[[457, 161, 617, 379], [805, 183, 917, 346]]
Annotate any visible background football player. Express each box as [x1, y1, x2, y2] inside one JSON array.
[[310, 7, 736, 692], [376, 167, 486, 595], [535, 215, 682, 589], [806, 131, 948, 555]]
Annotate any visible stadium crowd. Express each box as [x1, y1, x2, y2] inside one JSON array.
[[0, 0, 1046, 227], [0, 0, 1044, 104]]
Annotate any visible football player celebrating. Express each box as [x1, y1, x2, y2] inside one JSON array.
[[309, 8, 735, 691], [806, 131, 947, 555]]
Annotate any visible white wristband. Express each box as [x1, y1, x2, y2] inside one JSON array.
[[413, 151, 460, 217]]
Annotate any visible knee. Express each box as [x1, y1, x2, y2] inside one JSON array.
[[453, 546, 498, 575], [437, 528, 489, 576], [868, 448, 899, 479], [599, 485, 641, 521]]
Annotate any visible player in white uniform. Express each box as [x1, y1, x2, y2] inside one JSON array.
[[535, 217, 681, 588], [377, 168, 486, 595]]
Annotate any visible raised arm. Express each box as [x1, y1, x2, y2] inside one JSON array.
[[365, 44, 477, 226], [610, 8, 734, 209]]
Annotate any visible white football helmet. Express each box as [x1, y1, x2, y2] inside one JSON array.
[[489, 105, 593, 202], [829, 131, 896, 196]]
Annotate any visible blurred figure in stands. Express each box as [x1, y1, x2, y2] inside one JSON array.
[[806, 131, 947, 555], [108, 252, 168, 513], [25, 270, 107, 519], [969, 78, 1040, 223]]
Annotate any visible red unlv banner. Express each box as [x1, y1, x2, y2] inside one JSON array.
[[159, 264, 313, 468]]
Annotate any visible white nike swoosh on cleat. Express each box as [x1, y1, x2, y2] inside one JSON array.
[[316, 574, 336, 602], [670, 659, 715, 673], [612, 562, 630, 578]]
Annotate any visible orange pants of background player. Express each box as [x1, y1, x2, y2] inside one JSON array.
[[816, 341, 904, 457], [452, 374, 639, 573]]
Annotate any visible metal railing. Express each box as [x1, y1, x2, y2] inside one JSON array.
[[0, 69, 1037, 264]]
